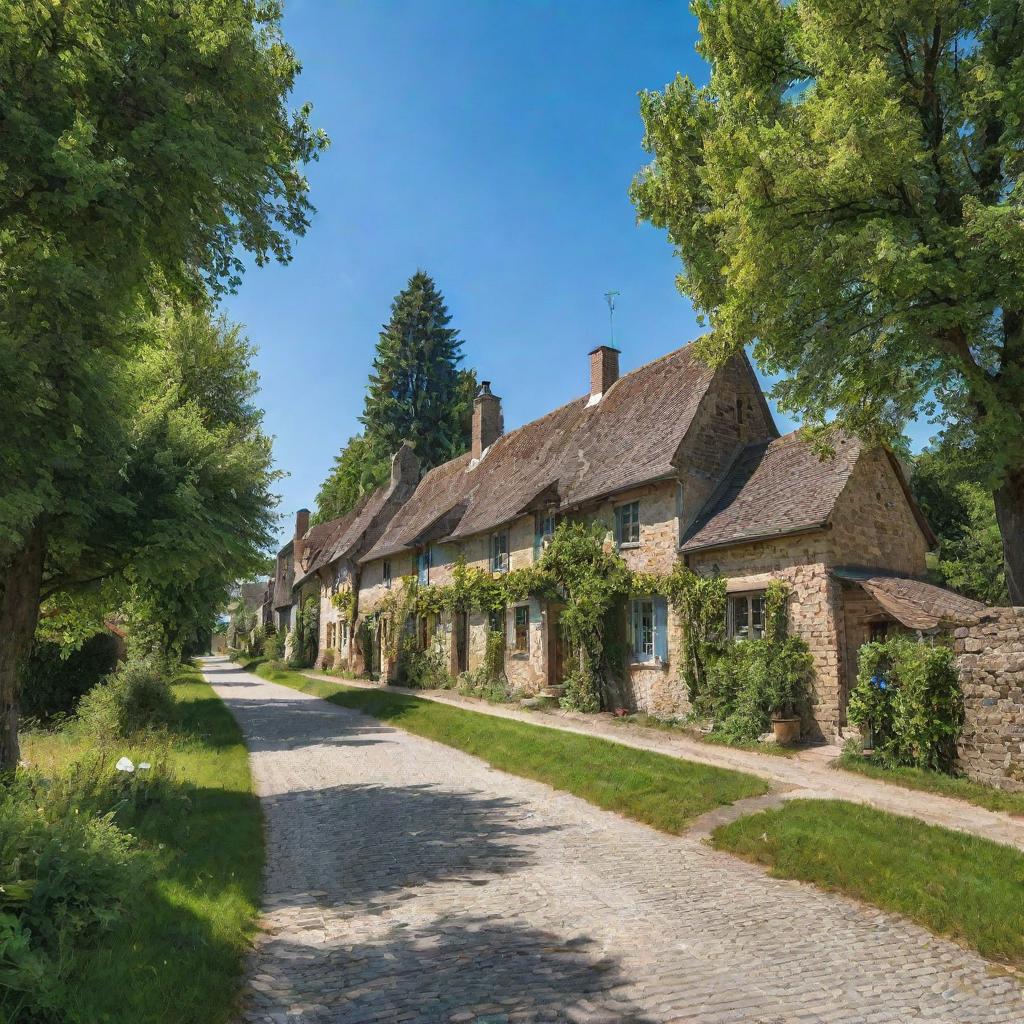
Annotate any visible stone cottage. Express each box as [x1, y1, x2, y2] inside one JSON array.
[[274, 339, 985, 740]]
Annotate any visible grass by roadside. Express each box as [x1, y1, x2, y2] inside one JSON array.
[[833, 748, 1024, 817], [247, 659, 769, 833], [609, 711, 800, 758], [18, 663, 262, 1024], [712, 798, 1024, 968]]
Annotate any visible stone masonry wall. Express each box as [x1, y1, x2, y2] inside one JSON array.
[[954, 608, 1024, 792], [688, 533, 841, 739], [827, 448, 929, 576]]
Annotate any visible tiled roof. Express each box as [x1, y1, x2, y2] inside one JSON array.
[[681, 431, 863, 553], [833, 569, 988, 629], [238, 581, 267, 611], [361, 343, 723, 562], [292, 488, 390, 588]]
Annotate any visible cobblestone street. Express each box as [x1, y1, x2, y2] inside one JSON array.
[[203, 658, 1024, 1024]]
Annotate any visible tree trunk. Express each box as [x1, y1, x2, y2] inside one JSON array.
[[994, 468, 1024, 606], [0, 524, 45, 776]]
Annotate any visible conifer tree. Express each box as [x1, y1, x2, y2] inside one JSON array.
[[362, 271, 474, 467], [315, 272, 476, 522]]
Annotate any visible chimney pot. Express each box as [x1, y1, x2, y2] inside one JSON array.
[[589, 345, 620, 398], [472, 382, 503, 460]]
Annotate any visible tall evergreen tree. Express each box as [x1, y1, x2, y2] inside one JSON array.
[[362, 271, 474, 466], [314, 272, 476, 522]]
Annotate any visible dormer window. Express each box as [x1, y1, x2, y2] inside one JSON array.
[[614, 501, 640, 547]]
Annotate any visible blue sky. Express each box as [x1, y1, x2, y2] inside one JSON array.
[[220, 1, 932, 544]]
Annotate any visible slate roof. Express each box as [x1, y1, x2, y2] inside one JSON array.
[[361, 343, 726, 562], [680, 430, 864, 553], [833, 569, 988, 629]]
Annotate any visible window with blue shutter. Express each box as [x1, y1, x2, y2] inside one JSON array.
[[654, 597, 669, 662], [417, 549, 430, 585]]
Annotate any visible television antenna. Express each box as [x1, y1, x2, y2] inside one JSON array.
[[604, 290, 620, 346]]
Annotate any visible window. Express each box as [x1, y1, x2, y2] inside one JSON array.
[[630, 600, 654, 659], [490, 530, 509, 573], [513, 605, 530, 653], [341, 621, 349, 648], [628, 597, 669, 663], [614, 501, 640, 546], [728, 592, 766, 641], [417, 549, 430, 585], [382, 560, 392, 589], [533, 512, 557, 560], [326, 622, 335, 648]]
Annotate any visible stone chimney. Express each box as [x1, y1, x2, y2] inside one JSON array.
[[589, 345, 620, 398], [472, 381, 503, 460], [390, 441, 420, 486], [293, 507, 310, 568]]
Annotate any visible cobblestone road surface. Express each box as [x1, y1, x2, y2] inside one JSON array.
[[202, 658, 1024, 1024]]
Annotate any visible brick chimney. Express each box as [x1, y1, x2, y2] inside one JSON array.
[[589, 345, 620, 398], [390, 441, 420, 486], [472, 382, 503, 460], [293, 507, 310, 568]]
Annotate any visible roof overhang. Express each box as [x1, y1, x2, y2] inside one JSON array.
[[832, 568, 987, 630]]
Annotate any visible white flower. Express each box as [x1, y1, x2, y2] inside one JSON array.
[[138, 762, 151, 771], [115, 756, 135, 773]]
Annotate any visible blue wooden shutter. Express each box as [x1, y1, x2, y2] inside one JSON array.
[[654, 597, 669, 662], [533, 518, 542, 561]]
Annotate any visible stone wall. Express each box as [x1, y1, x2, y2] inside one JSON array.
[[687, 533, 841, 738], [954, 608, 1024, 792]]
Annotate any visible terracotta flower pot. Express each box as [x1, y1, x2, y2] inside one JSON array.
[[771, 714, 801, 745]]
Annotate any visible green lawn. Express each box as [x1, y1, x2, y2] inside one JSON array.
[[712, 798, 1024, 967], [833, 749, 1024, 817], [21, 664, 263, 1024], [609, 711, 799, 758], [248, 660, 768, 833]]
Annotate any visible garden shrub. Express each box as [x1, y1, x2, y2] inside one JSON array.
[[75, 657, 174, 740], [19, 633, 121, 724], [694, 583, 812, 742], [848, 635, 963, 772], [263, 630, 282, 661], [398, 638, 449, 689], [322, 647, 336, 670], [0, 766, 150, 1022]]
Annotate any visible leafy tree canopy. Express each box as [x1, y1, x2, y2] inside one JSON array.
[[632, 0, 1024, 600]]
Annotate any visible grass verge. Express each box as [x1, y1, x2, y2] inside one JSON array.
[[20, 663, 262, 1024], [712, 798, 1024, 967], [610, 711, 799, 758], [833, 749, 1024, 817], [248, 659, 768, 833]]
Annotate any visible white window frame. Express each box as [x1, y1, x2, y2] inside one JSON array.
[[382, 559, 392, 589], [727, 591, 767, 641]]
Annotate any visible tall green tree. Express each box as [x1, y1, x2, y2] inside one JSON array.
[[631, 0, 1023, 601], [912, 442, 1010, 605], [0, 0, 324, 769], [315, 272, 475, 521]]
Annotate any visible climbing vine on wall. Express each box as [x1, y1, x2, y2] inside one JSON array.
[[331, 587, 357, 624]]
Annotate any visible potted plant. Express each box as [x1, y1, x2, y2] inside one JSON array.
[[768, 637, 813, 745]]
